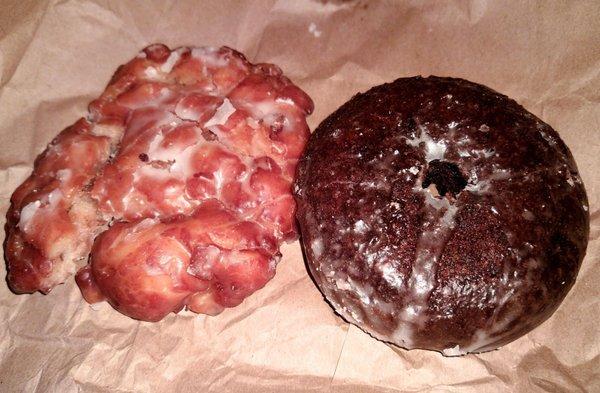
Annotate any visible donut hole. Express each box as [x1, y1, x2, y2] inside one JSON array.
[[422, 160, 467, 197]]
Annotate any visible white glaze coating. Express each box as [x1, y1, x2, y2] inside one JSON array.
[[159, 48, 184, 73], [405, 126, 447, 161], [296, 77, 588, 357], [7, 45, 313, 321], [18, 201, 42, 231], [204, 98, 236, 127]]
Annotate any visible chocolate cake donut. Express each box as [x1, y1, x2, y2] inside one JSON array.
[[294, 76, 589, 355]]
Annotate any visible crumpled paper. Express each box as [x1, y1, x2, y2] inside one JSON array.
[[1, 0, 599, 391]]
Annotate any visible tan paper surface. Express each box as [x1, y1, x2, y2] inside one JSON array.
[[1, 1, 599, 391]]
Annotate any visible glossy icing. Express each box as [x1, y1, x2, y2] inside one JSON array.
[[295, 76, 588, 355], [5, 44, 313, 322]]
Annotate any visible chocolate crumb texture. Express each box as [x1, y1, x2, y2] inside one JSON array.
[[294, 76, 589, 355]]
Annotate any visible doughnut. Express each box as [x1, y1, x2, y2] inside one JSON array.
[[294, 76, 589, 355], [5, 44, 313, 321]]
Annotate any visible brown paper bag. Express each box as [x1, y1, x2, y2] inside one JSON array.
[[1, 1, 598, 391]]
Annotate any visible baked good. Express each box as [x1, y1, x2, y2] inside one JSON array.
[[294, 76, 588, 355], [5, 44, 313, 321]]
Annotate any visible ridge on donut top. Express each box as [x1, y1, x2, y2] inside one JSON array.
[[294, 76, 589, 356]]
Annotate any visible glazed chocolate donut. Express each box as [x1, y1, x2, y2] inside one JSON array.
[[294, 76, 589, 355]]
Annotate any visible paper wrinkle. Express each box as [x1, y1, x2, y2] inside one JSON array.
[[330, 324, 351, 385], [0, 3, 51, 90], [468, 355, 513, 388], [63, 0, 147, 49], [466, 0, 490, 24], [1, 0, 599, 391], [518, 346, 594, 392], [531, 65, 600, 109]]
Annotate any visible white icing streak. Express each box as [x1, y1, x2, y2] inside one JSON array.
[[538, 129, 557, 147], [311, 238, 323, 258], [191, 47, 229, 67], [353, 219, 369, 234], [308, 22, 322, 38], [56, 169, 72, 182], [379, 262, 404, 288], [18, 189, 64, 232], [144, 67, 160, 80], [145, 129, 202, 179], [442, 345, 464, 357], [464, 168, 511, 194], [398, 184, 460, 348], [159, 49, 184, 73], [18, 201, 42, 231], [204, 98, 236, 128], [405, 126, 447, 161]]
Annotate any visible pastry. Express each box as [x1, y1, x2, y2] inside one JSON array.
[[6, 44, 313, 321], [294, 76, 588, 355]]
